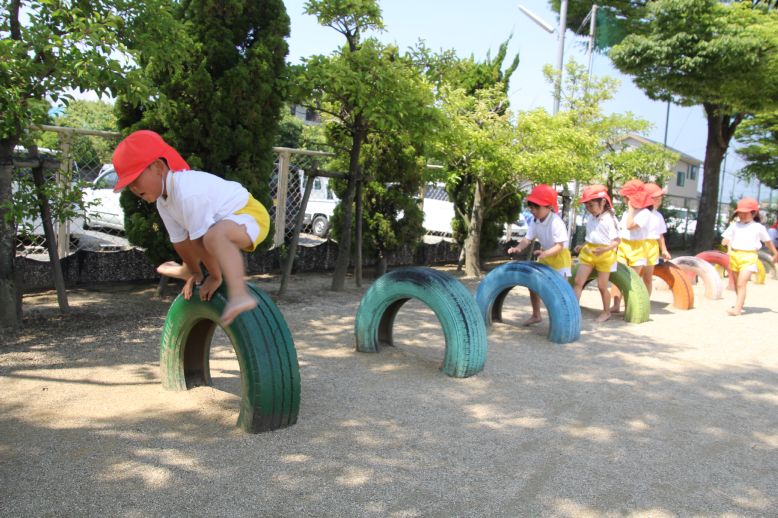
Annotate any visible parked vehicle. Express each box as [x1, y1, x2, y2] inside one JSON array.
[[503, 215, 529, 240], [302, 176, 337, 237], [82, 165, 124, 231]]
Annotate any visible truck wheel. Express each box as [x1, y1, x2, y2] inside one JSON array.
[[653, 262, 694, 309], [160, 283, 300, 433], [355, 267, 487, 378], [571, 262, 650, 324], [311, 215, 329, 237], [670, 256, 723, 300], [475, 261, 580, 344]]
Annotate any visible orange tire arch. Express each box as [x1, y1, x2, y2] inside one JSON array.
[[653, 262, 694, 310]]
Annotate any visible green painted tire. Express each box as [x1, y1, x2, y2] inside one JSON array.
[[571, 262, 650, 324], [355, 267, 488, 378], [160, 283, 300, 433]]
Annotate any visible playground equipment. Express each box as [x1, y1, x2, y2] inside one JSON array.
[[160, 284, 300, 433], [570, 262, 650, 324], [652, 262, 694, 310], [355, 267, 487, 378], [474, 261, 580, 344], [758, 251, 777, 280], [670, 256, 723, 300], [695, 250, 734, 290]]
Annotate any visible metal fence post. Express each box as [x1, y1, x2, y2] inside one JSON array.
[[57, 130, 73, 259]]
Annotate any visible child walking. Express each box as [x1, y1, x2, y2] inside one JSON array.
[[721, 198, 778, 316], [642, 183, 672, 295], [112, 130, 270, 325], [611, 180, 654, 314], [507, 184, 571, 326], [572, 185, 620, 322]]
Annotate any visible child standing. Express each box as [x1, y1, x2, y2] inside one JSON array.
[[611, 180, 654, 313], [112, 130, 270, 325], [572, 185, 621, 322], [721, 198, 778, 316], [507, 184, 571, 326], [642, 183, 672, 295]]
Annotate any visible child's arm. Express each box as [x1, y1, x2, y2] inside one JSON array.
[[537, 242, 564, 260], [659, 235, 671, 260], [507, 237, 532, 256], [625, 208, 639, 230], [763, 239, 778, 263]]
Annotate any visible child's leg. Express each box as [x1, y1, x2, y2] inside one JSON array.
[[610, 282, 622, 313], [573, 264, 594, 300], [729, 269, 751, 316], [642, 265, 654, 295], [525, 291, 542, 325], [157, 260, 193, 280], [202, 220, 256, 325], [595, 271, 612, 322]]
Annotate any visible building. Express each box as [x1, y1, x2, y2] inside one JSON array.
[[621, 134, 703, 211]]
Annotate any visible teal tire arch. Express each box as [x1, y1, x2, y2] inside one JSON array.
[[160, 283, 300, 433], [355, 267, 488, 378]]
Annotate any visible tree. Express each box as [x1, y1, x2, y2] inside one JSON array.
[[609, 0, 778, 251], [295, 0, 439, 290], [1, 0, 148, 330], [116, 0, 290, 264], [735, 112, 778, 190]]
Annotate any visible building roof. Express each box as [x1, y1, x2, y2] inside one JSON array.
[[621, 134, 702, 166]]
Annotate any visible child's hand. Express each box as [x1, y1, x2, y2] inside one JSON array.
[[772, 252, 778, 264], [574, 245, 582, 254], [507, 246, 520, 255], [182, 272, 204, 300], [199, 275, 222, 301], [533, 249, 543, 259], [662, 250, 672, 261], [592, 247, 605, 256]]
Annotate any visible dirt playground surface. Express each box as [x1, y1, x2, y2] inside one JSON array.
[[2, 263, 777, 517]]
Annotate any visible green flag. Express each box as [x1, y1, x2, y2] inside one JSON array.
[[595, 8, 628, 50]]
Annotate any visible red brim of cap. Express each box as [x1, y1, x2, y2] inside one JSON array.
[[113, 167, 147, 192]]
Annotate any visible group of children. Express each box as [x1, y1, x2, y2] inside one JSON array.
[[110, 129, 778, 327], [508, 180, 778, 323]]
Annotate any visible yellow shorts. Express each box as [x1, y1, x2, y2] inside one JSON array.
[[233, 195, 270, 252], [617, 239, 647, 267], [539, 248, 572, 277], [578, 243, 618, 273], [728, 249, 758, 273], [644, 239, 660, 266]]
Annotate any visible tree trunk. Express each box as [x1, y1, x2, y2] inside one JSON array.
[[0, 137, 21, 330], [692, 103, 742, 253], [377, 255, 387, 277], [463, 179, 485, 278], [355, 173, 363, 287], [331, 124, 364, 291]]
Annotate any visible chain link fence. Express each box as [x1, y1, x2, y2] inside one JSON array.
[[13, 125, 336, 262]]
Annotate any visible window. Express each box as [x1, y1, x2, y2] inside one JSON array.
[[314, 178, 322, 190], [688, 164, 697, 180], [676, 171, 685, 187]]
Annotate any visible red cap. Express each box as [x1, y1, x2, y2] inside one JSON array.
[[579, 184, 612, 207], [619, 179, 645, 198], [112, 130, 190, 192], [735, 198, 759, 213], [526, 184, 559, 213], [645, 183, 668, 197], [628, 189, 655, 209]]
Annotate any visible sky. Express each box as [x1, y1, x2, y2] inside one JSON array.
[[281, 0, 776, 205]]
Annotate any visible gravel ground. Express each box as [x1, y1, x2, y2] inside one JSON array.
[[1, 263, 777, 517]]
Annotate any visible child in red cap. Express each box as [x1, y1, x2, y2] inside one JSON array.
[[507, 184, 571, 326], [112, 130, 270, 325], [641, 183, 672, 296], [611, 179, 654, 314], [721, 198, 778, 316], [572, 184, 620, 322]]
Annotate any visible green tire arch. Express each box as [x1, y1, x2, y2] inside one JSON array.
[[160, 283, 300, 433], [571, 262, 650, 324], [355, 267, 488, 378]]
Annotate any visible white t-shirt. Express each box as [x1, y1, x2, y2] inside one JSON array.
[[585, 211, 620, 246], [157, 170, 249, 243], [619, 208, 651, 240], [526, 211, 568, 249], [646, 209, 668, 239], [722, 221, 770, 251]]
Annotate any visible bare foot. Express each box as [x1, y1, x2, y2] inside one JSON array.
[[221, 294, 257, 326], [727, 308, 742, 316], [523, 315, 542, 326], [157, 261, 192, 280], [595, 312, 612, 323], [610, 305, 621, 314]]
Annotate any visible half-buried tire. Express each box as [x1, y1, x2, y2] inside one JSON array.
[[474, 261, 581, 344], [652, 261, 694, 309], [570, 262, 650, 324], [670, 256, 723, 300], [695, 250, 734, 290], [160, 283, 300, 433], [355, 267, 487, 378]]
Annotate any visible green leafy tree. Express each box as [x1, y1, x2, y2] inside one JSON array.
[[0, 0, 151, 329], [294, 0, 440, 290], [609, 0, 778, 251], [116, 0, 290, 265], [735, 111, 778, 190]]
